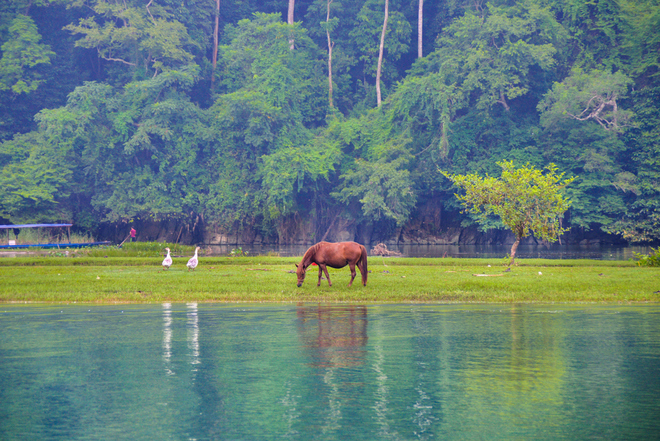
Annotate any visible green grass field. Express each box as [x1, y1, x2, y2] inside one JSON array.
[[1, 253, 658, 303]]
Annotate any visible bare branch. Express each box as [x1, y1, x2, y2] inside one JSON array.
[[99, 48, 136, 66], [566, 96, 621, 130], [146, 0, 155, 22]]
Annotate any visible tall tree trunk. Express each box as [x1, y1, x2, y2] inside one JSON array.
[[326, 0, 334, 108], [211, 0, 220, 89], [418, 0, 423, 58], [376, 0, 389, 107], [288, 0, 295, 50], [509, 236, 521, 267]]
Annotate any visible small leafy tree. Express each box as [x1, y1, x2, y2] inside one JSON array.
[[443, 161, 574, 266]]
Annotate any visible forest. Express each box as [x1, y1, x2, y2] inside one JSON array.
[[0, 0, 658, 245]]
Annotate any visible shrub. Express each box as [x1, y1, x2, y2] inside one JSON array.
[[633, 248, 660, 267]]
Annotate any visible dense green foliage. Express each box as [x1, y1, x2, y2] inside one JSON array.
[[0, 0, 658, 243]]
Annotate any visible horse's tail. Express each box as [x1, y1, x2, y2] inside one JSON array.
[[359, 244, 368, 286]]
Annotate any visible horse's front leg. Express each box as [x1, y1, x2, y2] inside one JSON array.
[[348, 263, 356, 287], [320, 265, 332, 286], [317, 266, 323, 286]]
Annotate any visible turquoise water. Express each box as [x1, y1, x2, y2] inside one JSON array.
[[1, 304, 658, 440]]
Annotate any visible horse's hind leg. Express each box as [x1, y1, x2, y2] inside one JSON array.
[[358, 261, 367, 286], [348, 263, 356, 287]]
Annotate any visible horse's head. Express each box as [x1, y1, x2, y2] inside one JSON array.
[[295, 264, 306, 287]]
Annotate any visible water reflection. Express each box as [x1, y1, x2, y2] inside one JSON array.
[[162, 302, 173, 375], [295, 305, 369, 436], [409, 311, 440, 439], [187, 302, 200, 370], [373, 339, 394, 439], [296, 304, 368, 368], [451, 305, 568, 436], [162, 303, 201, 377], [0, 304, 658, 440]]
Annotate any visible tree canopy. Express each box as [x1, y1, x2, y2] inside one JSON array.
[[0, 0, 658, 244], [443, 161, 574, 265]]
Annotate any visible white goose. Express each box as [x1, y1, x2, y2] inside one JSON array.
[[162, 247, 172, 270], [187, 247, 201, 271]]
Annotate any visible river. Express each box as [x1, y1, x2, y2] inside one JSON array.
[[1, 303, 658, 440]]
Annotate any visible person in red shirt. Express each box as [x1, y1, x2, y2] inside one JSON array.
[[130, 227, 136, 242]]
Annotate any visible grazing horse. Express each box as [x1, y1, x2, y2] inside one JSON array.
[[296, 241, 368, 287]]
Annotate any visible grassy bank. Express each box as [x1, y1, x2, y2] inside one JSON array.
[[1, 254, 658, 303]]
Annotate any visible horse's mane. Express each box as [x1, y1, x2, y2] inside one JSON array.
[[301, 242, 323, 268]]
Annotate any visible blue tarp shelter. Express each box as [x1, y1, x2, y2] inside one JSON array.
[[0, 224, 111, 249], [0, 224, 110, 249], [1, 223, 73, 248], [0, 224, 73, 229]]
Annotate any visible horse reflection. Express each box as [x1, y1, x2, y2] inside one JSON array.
[[296, 304, 368, 368]]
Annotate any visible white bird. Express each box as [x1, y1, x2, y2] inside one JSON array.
[[162, 247, 172, 270], [187, 247, 200, 271]]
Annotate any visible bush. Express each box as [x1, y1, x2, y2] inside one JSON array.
[[633, 248, 660, 267]]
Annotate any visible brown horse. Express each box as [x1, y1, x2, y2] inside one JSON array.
[[296, 241, 368, 287]]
